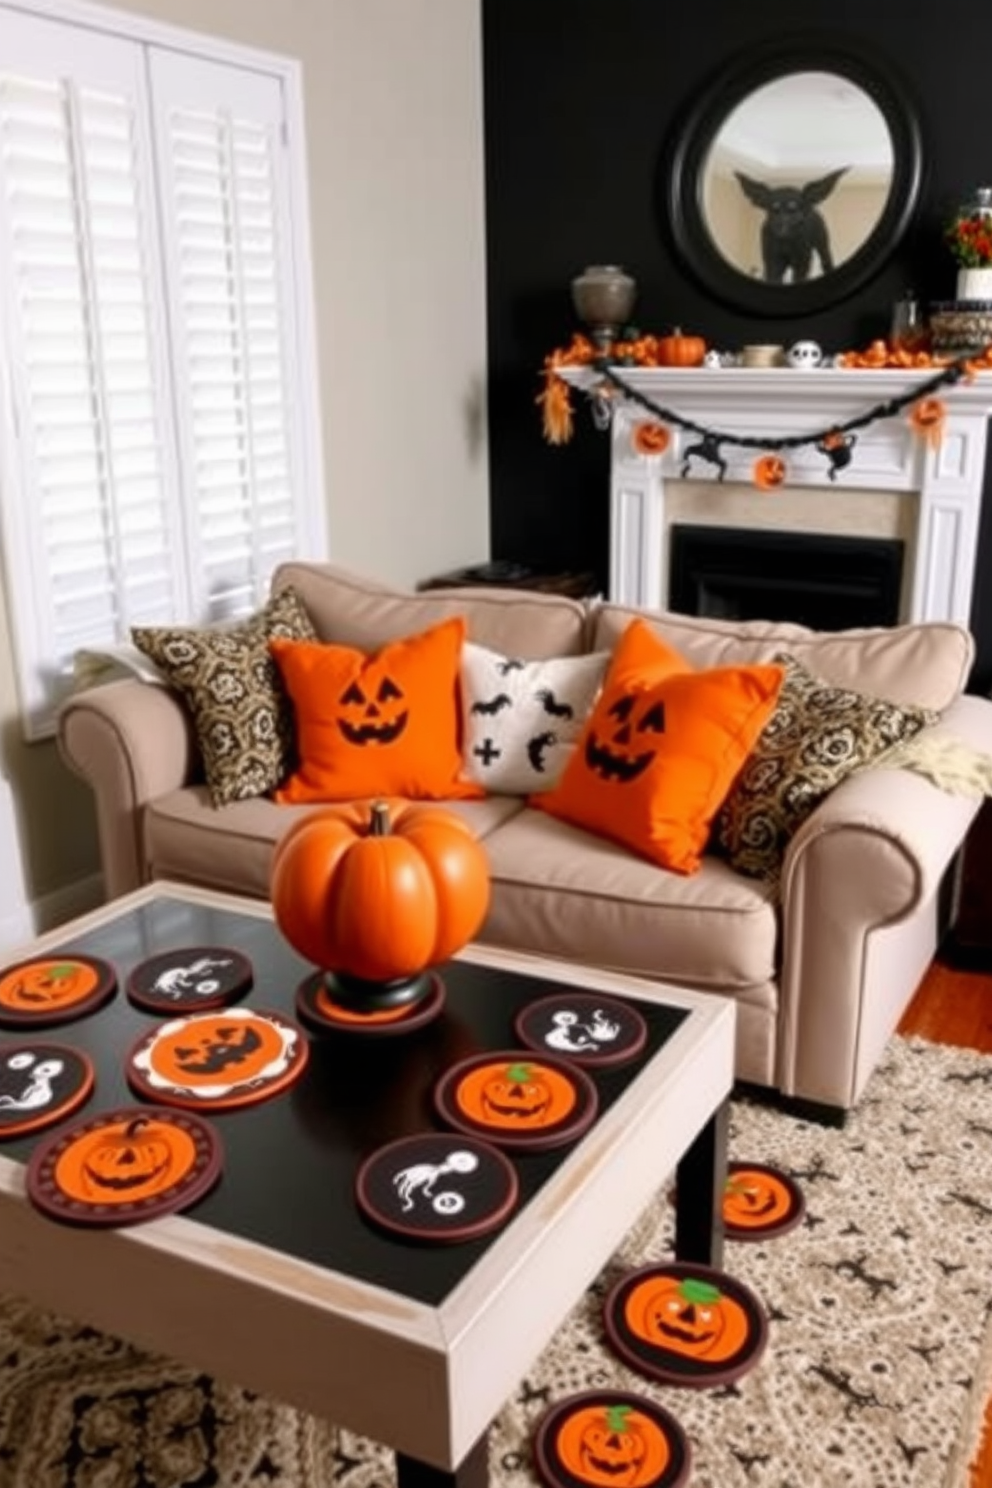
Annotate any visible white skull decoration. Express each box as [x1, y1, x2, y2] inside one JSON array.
[[787, 339, 823, 370]]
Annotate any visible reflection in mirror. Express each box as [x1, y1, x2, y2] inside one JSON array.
[[701, 71, 894, 285]]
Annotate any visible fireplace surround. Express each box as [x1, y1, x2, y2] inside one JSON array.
[[559, 366, 992, 627]]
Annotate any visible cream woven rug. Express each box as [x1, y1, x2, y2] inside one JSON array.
[[1, 1035, 991, 1488]]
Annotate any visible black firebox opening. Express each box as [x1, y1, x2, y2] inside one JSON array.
[[668, 525, 904, 632]]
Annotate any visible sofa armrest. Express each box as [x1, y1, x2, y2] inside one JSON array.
[[58, 680, 199, 899], [776, 693, 992, 1106]]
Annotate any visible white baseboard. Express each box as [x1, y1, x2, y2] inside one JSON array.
[[0, 872, 105, 957]]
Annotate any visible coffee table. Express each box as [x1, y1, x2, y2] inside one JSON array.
[[0, 881, 735, 1487]]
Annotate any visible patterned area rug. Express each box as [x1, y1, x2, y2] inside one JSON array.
[[1, 1035, 991, 1488]]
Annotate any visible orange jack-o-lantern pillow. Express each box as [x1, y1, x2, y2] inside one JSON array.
[[533, 619, 783, 874], [270, 618, 482, 803]]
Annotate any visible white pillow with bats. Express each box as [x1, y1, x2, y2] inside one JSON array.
[[459, 643, 609, 794]]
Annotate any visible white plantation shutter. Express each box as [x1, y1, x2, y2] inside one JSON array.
[[0, 3, 324, 737]]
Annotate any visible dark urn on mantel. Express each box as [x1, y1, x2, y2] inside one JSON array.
[[571, 264, 638, 345]]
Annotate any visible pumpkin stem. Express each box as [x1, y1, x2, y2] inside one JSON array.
[[369, 801, 391, 837], [605, 1404, 632, 1432], [506, 1062, 533, 1084], [124, 1117, 150, 1139]]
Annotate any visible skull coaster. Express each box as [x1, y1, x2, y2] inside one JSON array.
[[434, 1050, 598, 1152], [127, 946, 253, 1013], [514, 992, 647, 1068], [355, 1132, 518, 1243], [533, 1390, 691, 1488]]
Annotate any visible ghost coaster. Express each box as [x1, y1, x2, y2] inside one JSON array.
[[514, 992, 647, 1068], [723, 1161, 805, 1241], [434, 1051, 598, 1152], [26, 1105, 222, 1227], [295, 970, 445, 1036], [355, 1132, 518, 1243], [0, 1042, 95, 1140], [126, 1007, 309, 1111], [533, 1390, 691, 1488], [0, 954, 117, 1028], [127, 947, 253, 1014], [603, 1262, 768, 1389]]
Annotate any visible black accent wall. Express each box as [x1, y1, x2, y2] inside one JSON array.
[[481, 0, 992, 693]]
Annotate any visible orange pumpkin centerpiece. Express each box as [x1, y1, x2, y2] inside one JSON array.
[[270, 800, 491, 1011]]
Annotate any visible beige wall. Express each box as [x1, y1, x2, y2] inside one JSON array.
[[0, 0, 489, 938]]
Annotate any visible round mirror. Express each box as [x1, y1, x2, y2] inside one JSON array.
[[660, 41, 922, 316]]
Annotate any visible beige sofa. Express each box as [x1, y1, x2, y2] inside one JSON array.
[[57, 561, 992, 1118]]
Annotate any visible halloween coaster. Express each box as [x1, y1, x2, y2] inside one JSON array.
[[126, 1007, 309, 1111], [296, 970, 445, 1036], [434, 1051, 598, 1152], [127, 947, 253, 1014], [603, 1262, 768, 1389], [723, 1161, 805, 1241], [355, 1132, 519, 1243], [0, 1042, 95, 1139], [0, 954, 116, 1028], [26, 1106, 222, 1227], [533, 1390, 691, 1488], [514, 992, 647, 1068]]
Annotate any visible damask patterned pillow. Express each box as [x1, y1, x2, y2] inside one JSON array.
[[131, 586, 316, 806], [714, 652, 938, 882]]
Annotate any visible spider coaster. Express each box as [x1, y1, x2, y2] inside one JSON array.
[[355, 1132, 518, 1243], [603, 1262, 768, 1389], [723, 1161, 805, 1241], [514, 992, 647, 1068], [26, 1105, 222, 1228], [533, 1390, 691, 1488], [0, 1042, 95, 1140], [0, 954, 117, 1028], [126, 1007, 309, 1111], [296, 970, 445, 1036], [434, 1050, 598, 1152], [127, 947, 253, 1014]]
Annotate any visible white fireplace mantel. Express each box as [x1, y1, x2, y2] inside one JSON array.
[[559, 366, 992, 626]]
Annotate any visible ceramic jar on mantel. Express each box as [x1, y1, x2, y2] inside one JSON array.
[[571, 264, 638, 346]]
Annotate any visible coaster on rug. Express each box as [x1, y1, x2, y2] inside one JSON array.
[[434, 1051, 598, 1151], [296, 969, 446, 1035], [127, 947, 253, 1013], [355, 1132, 519, 1243], [722, 1161, 805, 1241], [0, 954, 116, 1027], [26, 1106, 222, 1226], [533, 1390, 691, 1488], [514, 992, 647, 1068], [603, 1262, 768, 1388], [126, 1007, 309, 1110], [0, 1042, 95, 1139]]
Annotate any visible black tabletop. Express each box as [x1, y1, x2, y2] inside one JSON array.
[[0, 897, 688, 1307]]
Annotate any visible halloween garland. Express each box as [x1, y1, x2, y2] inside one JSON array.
[[538, 332, 992, 488]]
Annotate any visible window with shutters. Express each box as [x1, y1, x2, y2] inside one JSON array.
[[0, 0, 326, 738]]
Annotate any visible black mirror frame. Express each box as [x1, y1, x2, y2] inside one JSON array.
[[659, 37, 923, 318]]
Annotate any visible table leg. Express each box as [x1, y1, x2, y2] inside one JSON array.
[[674, 1098, 728, 1269], [395, 1431, 489, 1488]]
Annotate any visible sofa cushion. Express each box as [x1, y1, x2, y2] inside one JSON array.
[[534, 619, 784, 874], [271, 561, 588, 658], [459, 643, 609, 794], [590, 604, 973, 712], [131, 586, 316, 807], [714, 652, 939, 881], [270, 618, 481, 803]]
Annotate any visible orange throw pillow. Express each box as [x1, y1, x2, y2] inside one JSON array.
[[533, 618, 784, 874], [270, 617, 483, 803]]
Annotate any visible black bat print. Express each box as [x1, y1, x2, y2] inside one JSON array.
[[535, 688, 573, 720], [527, 731, 557, 772], [497, 658, 525, 675], [472, 693, 513, 716]]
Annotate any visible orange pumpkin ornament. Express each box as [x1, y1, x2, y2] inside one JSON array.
[[623, 1273, 750, 1364], [631, 420, 671, 456], [753, 453, 787, 490], [270, 800, 490, 985], [909, 396, 946, 449], [556, 1401, 670, 1486], [656, 327, 707, 367]]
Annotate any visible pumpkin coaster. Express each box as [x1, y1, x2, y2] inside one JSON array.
[[26, 1106, 222, 1227], [0, 1042, 95, 1140], [514, 992, 647, 1068], [434, 1051, 598, 1151], [355, 1132, 519, 1243], [127, 947, 253, 1014], [533, 1390, 691, 1488], [0, 955, 117, 1028], [296, 969, 446, 1036], [603, 1262, 768, 1389], [126, 1007, 309, 1111], [723, 1161, 805, 1241]]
